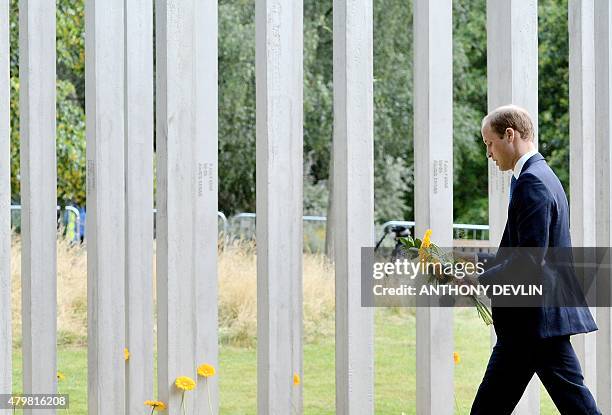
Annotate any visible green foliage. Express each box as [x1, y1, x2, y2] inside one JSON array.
[[303, 166, 328, 217], [56, 0, 85, 108], [218, 0, 257, 214], [452, 0, 488, 224], [538, 0, 570, 190], [373, 0, 414, 221], [9, 77, 18, 201], [56, 80, 86, 204], [9, 78, 86, 205], [304, 0, 333, 187], [375, 155, 412, 223], [6, 0, 572, 226], [9, 0, 86, 205]]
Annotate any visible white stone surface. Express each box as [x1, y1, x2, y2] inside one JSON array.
[[486, 1, 540, 414], [125, 0, 154, 413], [0, 0, 10, 409], [569, 0, 598, 398], [156, 0, 219, 413], [194, 0, 220, 412], [486, 0, 539, 244], [255, 0, 303, 412], [333, 0, 374, 411], [595, 0, 612, 412], [413, 1, 454, 414], [85, 0, 126, 413], [19, 1, 57, 413]]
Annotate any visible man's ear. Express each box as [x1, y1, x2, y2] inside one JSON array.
[[505, 127, 515, 143]]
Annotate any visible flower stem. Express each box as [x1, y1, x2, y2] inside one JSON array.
[[180, 391, 186, 415], [206, 379, 214, 415], [472, 296, 493, 325], [58, 387, 70, 415]]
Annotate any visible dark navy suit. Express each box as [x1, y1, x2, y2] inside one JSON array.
[[470, 153, 600, 414]]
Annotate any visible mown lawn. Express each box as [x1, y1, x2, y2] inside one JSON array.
[[11, 308, 560, 414]]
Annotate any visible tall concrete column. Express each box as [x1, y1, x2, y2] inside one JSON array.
[[569, 0, 597, 398], [124, 0, 154, 412], [594, 0, 612, 412], [486, 1, 540, 414], [156, 0, 219, 413], [194, 0, 220, 412], [413, 1, 454, 414], [333, 0, 374, 412], [85, 0, 126, 413], [0, 0, 10, 409], [19, 1, 57, 413], [255, 0, 303, 412]]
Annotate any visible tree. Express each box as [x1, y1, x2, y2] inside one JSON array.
[[6, 0, 572, 237], [9, 0, 87, 206]]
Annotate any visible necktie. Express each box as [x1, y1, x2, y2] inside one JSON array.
[[509, 175, 517, 201]]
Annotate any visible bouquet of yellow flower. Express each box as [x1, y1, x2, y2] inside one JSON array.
[[399, 229, 493, 325]]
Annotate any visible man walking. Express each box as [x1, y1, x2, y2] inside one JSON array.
[[470, 105, 600, 414]]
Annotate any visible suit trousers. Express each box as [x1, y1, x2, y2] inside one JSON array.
[[470, 335, 600, 415]]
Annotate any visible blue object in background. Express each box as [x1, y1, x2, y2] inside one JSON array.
[[62, 205, 86, 242], [79, 207, 86, 242]]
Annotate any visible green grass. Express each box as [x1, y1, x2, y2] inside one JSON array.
[[12, 347, 88, 414], [11, 308, 561, 414]]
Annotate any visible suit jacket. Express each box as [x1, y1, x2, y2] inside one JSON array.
[[478, 152, 597, 339]]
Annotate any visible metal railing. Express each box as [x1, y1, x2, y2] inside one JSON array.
[[151, 208, 229, 236], [227, 213, 490, 251], [11, 204, 81, 237], [379, 220, 489, 241], [8, 206, 490, 249], [10, 205, 229, 241]]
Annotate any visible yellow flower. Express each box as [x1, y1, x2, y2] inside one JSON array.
[[197, 363, 216, 378], [124, 348, 130, 361], [453, 351, 460, 365], [421, 229, 432, 249], [175, 376, 196, 391], [57, 371, 66, 382], [293, 373, 300, 385], [144, 400, 166, 411], [419, 229, 433, 263]]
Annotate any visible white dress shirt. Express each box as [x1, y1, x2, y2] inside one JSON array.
[[513, 149, 538, 179]]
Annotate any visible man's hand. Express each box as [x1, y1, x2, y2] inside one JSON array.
[[457, 274, 480, 287]]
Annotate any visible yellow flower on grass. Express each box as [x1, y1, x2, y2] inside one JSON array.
[[124, 348, 130, 361], [144, 400, 166, 411], [57, 371, 66, 381], [293, 373, 300, 386], [421, 229, 432, 249], [453, 351, 460, 365], [175, 376, 196, 391], [197, 363, 216, 378]]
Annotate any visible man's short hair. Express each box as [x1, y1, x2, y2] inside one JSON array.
[[482, 105, 534, 140]]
